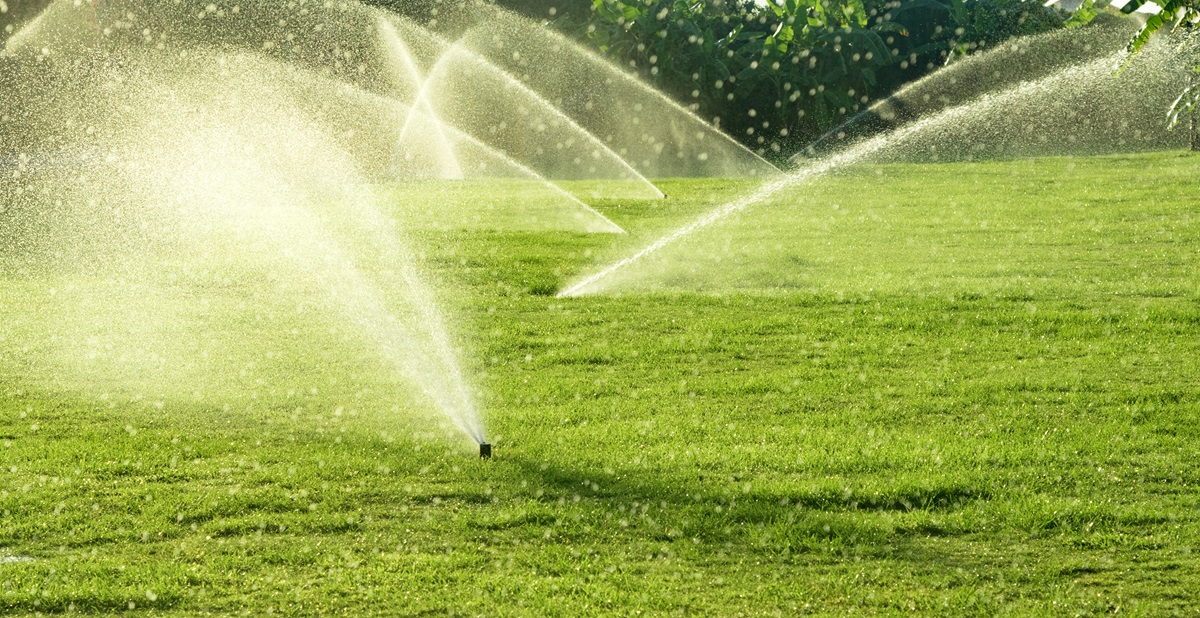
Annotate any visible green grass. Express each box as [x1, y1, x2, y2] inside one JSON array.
[[2, 151, 1200, 615]]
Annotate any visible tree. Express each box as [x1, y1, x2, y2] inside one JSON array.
[[578, 0, 1063, 157]]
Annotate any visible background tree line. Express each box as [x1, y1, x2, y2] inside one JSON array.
[[9, 0, 1186, 159], [529, 0, 1066, 159]]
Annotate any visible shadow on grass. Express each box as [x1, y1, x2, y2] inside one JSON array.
[[463, 455, 993, 554], [508, 455, 988, 513]]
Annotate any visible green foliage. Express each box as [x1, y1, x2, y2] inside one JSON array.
[[1129, 4, 1194, 58], [573, 0, 1062, 157], [1114, 0, 1199, 53], [955, 0, 1064, 47], [1063, 0, 1097, 27], [585, 0, 872, 153], [1168, 67, 1200, 129]]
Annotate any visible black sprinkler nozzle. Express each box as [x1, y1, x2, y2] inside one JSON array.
[[479, 442, 492, 459]]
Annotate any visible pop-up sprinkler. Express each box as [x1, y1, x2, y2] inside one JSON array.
[[479, 442, 492, 459]]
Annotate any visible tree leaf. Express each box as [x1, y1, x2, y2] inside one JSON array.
[[1065, 0, 1098, 28], [1168, 80, 1200, 129]]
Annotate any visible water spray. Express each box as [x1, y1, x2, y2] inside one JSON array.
[[558, 50, 1166, 297]]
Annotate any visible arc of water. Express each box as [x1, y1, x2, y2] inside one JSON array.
[[355, 191, 486, 442], [790, 22, 1143, 162], [278, 199, 486, 441], [392, 41, 464, 178], [557, 173, 797, 297], [558, 54, 1129, 297], [411, 29, 667, 198], [292, 58, 628, 232], [0, 3, 51, 56], [123, 63, 489, 442], [456, 45, 665, 197], [0, 0, 96, 58], [476, 8, 778, 175], [388, 42, 624, 232], [377, 16, 464, 180], [554, 132, 905, 296], [437, 121, 626, 233]]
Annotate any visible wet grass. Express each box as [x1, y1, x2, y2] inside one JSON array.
[[2, 151, 1200, 615]]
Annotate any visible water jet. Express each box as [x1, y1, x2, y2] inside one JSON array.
[[559, 34, 1189, 297], [794, 16, 1142, 159], [0, 0, 780, 451]]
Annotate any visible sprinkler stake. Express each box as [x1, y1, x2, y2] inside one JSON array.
[[479, 442, 492, 459]]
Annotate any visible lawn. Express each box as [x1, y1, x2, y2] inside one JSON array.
[[1, 151, 1198, 615]]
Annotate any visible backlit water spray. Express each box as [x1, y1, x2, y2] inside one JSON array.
[[424, 43, 667, 199], [0, 0, 784, 452], [1, 36, 488, 447], [377, 15, 465, 181], [145, 111, 488, 444], [559, 49, 1167, 297]]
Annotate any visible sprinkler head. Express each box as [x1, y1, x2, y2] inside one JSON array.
[[479, 442, 492, 459]]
